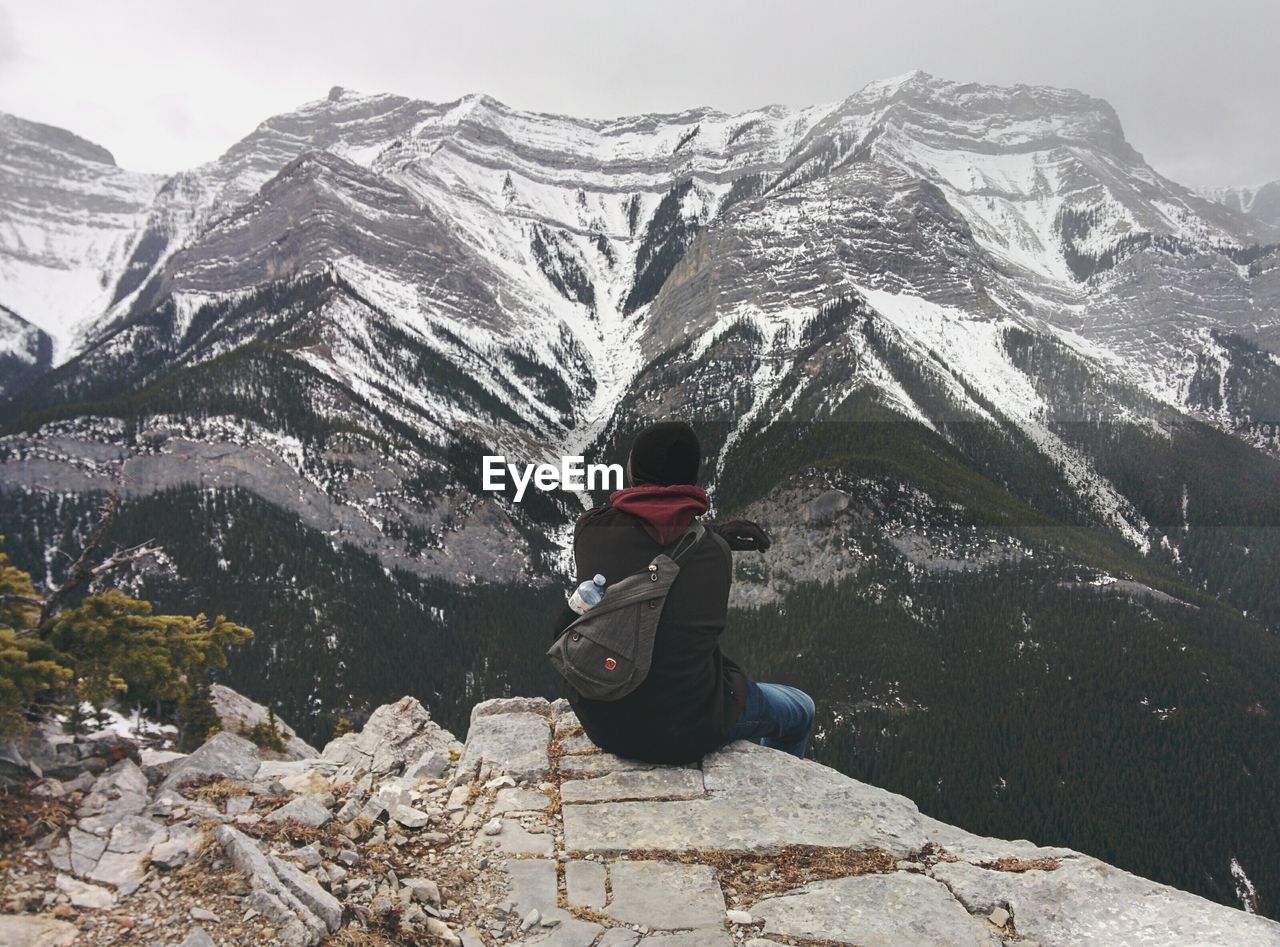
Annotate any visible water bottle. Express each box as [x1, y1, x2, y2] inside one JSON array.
[[568, 574, 607, 615]]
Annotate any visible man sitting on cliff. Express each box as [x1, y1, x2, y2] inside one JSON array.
[[552, 420, 815, 764]]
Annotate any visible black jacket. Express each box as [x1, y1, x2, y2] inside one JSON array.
[[551, 504, 749, 764]]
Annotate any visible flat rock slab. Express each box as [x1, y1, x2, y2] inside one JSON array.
[[503, 859, 603, 946], [564, 860, 607, 909], [503, 858, 563, 919], [606, 861, 726, 930], [487, 818, 554, 856], [931, 858, 1280, 946], [67, 826, 107, 874], [637, 933, 733, 947], [0, 915, 78, 946], [107, 814, 168, 854], [88, 849, 148, 895], [492, 787, 551, 814], [564, 744, 936, 856], [557, 752, 660, 779], [458, 712, 550, 781], [561, 768, 705, 804], [266, 794, 333, 828], [558, 731, 599, 755], [752, 872, 1002, 946]]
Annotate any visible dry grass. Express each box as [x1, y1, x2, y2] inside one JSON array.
[[242, 816, 332, 846], [626, 845, 897, 903], [0, 786, 72, 850], [980, 855, 1061, 872], [187, 777, 251, 801]]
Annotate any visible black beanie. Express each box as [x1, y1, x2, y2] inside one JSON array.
[[627, 421, 702, 486]]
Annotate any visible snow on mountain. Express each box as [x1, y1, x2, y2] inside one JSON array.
[[1199, 179, 1280, 232], [3, 72, 1279, 582], [0, 112, 164, 361], [0, 303, 51, 398]]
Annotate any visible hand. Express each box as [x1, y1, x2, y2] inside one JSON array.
[[711, 519, 772, 552]]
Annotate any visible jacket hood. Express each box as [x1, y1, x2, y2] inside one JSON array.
[[609, 484, 709, 544]]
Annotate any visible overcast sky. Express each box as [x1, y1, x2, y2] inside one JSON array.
[[1, 0, 1276, 188]]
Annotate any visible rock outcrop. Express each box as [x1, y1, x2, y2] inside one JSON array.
[[2, 694, 1278, 946]]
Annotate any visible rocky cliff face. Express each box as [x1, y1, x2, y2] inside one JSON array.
[[2, 694, 1276, 946]]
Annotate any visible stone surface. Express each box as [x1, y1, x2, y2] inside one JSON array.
[[78, 759, 148, 827], [215, 825, 328, 942], [265, 794, 333, 828], [87, 848, 148, 894], [457, 711, 550, 781], [0, 915, 78, 946], [638, 934, 733, 947], [557, 752, 659, 779], [54, 874, 117, 909], [752, 872, 1002, 946], [606, 861, 726, 930], [149, 823, 201, 869], [179, 928, 216, 947], [487, 817, 555, 856], [594, 931, 641, 947], [502, 859, 603, 945], [564, 860, 607, 910], [492, 787, 551, 814], [560, 768, 705, 804], [563, 742, 963, 855], [557, 730, 598, 755], [931, 858, 1280, 946], [11, 692, 1280, 947], [471, 696, 552, 723], [391, 804, 431, 828], [106, 814, 167, 854], [210, 683, 318, 760], [406, 748, 451, 780], [321, 696, 454, 782], [270, 854, 344, 931], [66, 826, 106, 875], [160, 731, 261, 792]]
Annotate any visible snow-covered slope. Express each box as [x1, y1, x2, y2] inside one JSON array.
[[0, 112, 164, 361]]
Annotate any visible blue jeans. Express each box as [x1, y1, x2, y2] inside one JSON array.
[[724, 680, 815, 759]]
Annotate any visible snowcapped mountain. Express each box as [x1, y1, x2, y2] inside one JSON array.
[[3, 71, 1279, 588], [1199, 179, 1280, 232], [0, 112, 165, 361]]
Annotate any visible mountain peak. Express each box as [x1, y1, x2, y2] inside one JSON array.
[[0, 111, 118, 167]]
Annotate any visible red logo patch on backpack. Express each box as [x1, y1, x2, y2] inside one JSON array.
[[604, 657, 617, 671]]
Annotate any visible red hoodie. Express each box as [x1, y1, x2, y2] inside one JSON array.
[[609, 484, 709, 544]]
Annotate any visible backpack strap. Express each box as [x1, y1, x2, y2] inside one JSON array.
[[665, 522, 705, 563]]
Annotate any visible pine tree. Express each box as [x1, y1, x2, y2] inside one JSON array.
[[1, 540, 72, 733]]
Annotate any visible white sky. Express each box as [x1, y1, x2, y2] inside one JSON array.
[[0, 0, 1276, 188]]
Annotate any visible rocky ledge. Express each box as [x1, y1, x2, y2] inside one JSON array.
[[2, 694, 1278, 946]]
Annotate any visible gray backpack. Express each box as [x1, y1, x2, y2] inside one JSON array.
[[547, 523, 705, 701]]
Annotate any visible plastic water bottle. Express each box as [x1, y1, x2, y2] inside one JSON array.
[[568, 574, 607, 614]]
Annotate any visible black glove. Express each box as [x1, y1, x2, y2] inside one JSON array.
[[710, 519, 772, 552]]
